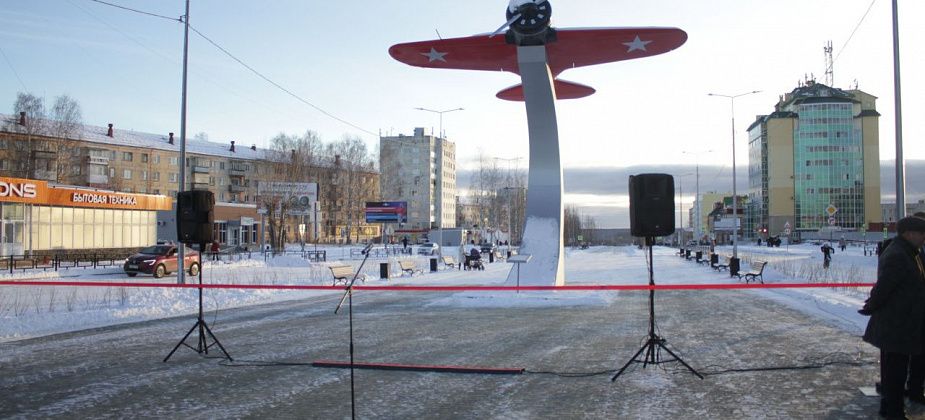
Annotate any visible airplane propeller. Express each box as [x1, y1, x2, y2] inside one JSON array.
[[490, 0, 551, 38]]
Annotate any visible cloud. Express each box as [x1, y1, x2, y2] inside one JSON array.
[[455, 160, 925, 228]]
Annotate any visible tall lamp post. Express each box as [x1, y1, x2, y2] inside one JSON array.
[[676, 172, 694, 246], [708, 90, 761, 271], [682, 150, 712, 248], [414, 107, 463, 258]]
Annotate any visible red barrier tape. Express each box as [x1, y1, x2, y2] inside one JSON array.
[[0, 280, 874, 291]]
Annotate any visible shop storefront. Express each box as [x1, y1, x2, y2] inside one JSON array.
[[0, 177, 171, 256]]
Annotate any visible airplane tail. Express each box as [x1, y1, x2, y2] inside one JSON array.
[[496, 79, 596, 101]]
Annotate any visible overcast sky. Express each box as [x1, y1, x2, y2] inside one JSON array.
[[1, 0, 922, 227]]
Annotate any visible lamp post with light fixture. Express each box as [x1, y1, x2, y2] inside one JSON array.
[[414, 107, 463, 258], [708, 90, 761, 275]]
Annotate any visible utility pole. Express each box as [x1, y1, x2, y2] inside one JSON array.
[[176, 0, 190, 286]]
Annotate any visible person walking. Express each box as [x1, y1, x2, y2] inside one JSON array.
[[401, 236, 409, 250], [210, 240, 220, 261], [860, 216, 925, 419], [821, 243, 834, 269], [839, 237, 847, 252]]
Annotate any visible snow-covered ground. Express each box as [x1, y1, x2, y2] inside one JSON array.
[[0, 242, 876, 343]]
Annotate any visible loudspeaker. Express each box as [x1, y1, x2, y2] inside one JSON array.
[[177, 190, 214, 245], [629, 174, 675, 237]]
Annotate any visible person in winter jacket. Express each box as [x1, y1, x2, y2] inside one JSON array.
[[861, 216, 925, 418]]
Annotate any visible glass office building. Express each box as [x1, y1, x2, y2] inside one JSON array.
[[746, 81, 880, 239]]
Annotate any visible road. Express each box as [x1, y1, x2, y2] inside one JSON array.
[[0, 266, 890, 419]]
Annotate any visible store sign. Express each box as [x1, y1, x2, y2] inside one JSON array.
[[71, 192, 138, 206], [0, 181, 37, 198]]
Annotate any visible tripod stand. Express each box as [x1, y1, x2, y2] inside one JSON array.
[[612, 237, 701, 381], [164, 242, 232, 362], [334, 242, 374, 420]]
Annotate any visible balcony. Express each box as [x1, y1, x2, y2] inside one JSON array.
[[32, 169, 56, 181], [88, 174, 108, 184], [87, 156, 109, 166], [32, 150, 57, 160], [229, 167, 247, 177], [192, 165, 210, 174], [229, 184, 246, 193]]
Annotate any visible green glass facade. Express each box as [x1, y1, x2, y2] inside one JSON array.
[[792, 101, 864, 230]]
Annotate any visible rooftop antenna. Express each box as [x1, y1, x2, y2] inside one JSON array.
[[824, 40, 834, 86]]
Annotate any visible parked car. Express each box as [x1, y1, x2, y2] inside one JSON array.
[[417, 243, 440, 255], [480, 243, 496, 254], [124, 244, 200, 278]]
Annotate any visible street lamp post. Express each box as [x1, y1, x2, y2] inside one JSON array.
[[708, 91, 761, 268], [682, 151, 712, 248], [415, 107, 463, 258], [676, 172, 694, 247]]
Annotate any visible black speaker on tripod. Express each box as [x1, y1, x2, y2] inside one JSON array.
[[176, 190, 214, 245], [629, 174, 675, 237]]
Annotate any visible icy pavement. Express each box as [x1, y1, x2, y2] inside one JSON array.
[[0, 244, 900, 418]]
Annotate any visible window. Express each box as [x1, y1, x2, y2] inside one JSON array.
[[141, 171, 148, 181], [153, 155, 160, 164], [141, 153, 148, 163], [123, 152, 133, 161], [110, 167, 115, 177], [153, 189, 160, 195], [153, 172, 160, 181], [220, 162, 225, 170], [209, 176, 215, 186], [123, 169, 132, 179], [169, 173, 178, 182], [70, 165, 80, 175], [169, 157, 178, 166], [0, 160, 8, 170]]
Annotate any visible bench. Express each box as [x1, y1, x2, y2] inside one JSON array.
[[398, 260, 423, 276], [714, 255, 731, 272], [442, 255, 458, 269], [328, 264, 356, 286], [738, 260, 768, 284]]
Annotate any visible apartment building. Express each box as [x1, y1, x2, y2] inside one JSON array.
[[379, 127, 457, 234]]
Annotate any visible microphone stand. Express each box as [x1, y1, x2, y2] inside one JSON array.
[[612, 236, 701, 381], [334, 242, 373, 420]]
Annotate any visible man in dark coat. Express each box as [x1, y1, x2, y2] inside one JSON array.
[[862, 216, 925, 418]]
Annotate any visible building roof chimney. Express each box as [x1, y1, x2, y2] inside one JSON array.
[[230, 140, 235, 152], [106, 123, 114, 137], [18, 112, 25, 126], [168, 132, 174, 144], [251, 144, 256, 151]]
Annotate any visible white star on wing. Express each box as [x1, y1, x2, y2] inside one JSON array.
[[622, 36, 653, 52], [421, 47, 448, 63]]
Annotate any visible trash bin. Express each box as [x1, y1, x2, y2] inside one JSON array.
[[729, 257, 741, 277], [695, 251, 702, 261], [710, 253, 718, 266], [489, 252, 494, 263], [430, 258, 438, 272], [380, 262, 390, 279]]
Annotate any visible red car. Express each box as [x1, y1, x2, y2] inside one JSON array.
[[124, 244, 200, 278]]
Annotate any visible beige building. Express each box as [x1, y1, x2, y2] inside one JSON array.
[[746, 81, 880, 239], [379, 127, 457, 232], [1, 114, 381, 247]]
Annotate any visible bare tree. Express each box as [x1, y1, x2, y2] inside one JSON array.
[[326, 135, 377, 244], [49, 95, 82, 139]]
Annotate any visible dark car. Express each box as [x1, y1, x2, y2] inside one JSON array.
[[480, 243, 496, 254], [124, 244, 200, 278]]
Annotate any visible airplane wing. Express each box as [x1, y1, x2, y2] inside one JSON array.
[[388, 35, 519, 73], [388, 27, 687, 100], [546, 27, 687, 75]]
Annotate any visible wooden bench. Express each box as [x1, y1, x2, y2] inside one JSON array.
[[441, 255, 458, 269], [714, 255, 731, 271], [738, 260, 768, 284], [398, 260, 422, 276], [328, 264, 356, 285]]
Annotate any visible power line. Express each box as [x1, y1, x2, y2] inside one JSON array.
[[827, 0, 878, 73], [87, 0, 181, 22], [187, 25, 378, 138], [0, 46, 28, 91], [79, 0, 379, 139]]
